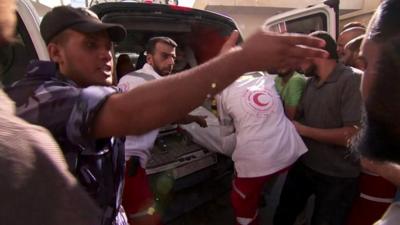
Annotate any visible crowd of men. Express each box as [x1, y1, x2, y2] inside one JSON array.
[[1, 0, 400, 225]]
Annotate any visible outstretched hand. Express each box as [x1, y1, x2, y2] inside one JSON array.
[[360, 157, 384, 174], [223, 28, 328, 73]]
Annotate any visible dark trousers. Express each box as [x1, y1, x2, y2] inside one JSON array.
[[273, 162, 359, 225]]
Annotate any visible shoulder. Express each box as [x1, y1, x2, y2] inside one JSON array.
[[118, 73, 147, 91], [340, 65, 362, 84], [47, 83, 118, 103], [288, 73, 306, 86], [79, 85, 119, 99], [38, 80, 118, 105], [291, 73, 306, 82], [5, 76, 84, 113], [345, 65, 363, 77]]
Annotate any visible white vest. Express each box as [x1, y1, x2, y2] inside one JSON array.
[[217, 72, 307, 177]]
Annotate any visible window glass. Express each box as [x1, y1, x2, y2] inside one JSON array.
[[270, 13, 327, 34]]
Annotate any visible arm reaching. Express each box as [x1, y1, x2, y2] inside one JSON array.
[[293, 121, 358, 147], [361, 158, 400, 187], [93, 29, 328, 137]]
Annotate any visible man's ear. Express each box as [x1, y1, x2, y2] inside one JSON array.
[[47, 43, 62, 63], [146, 54, 153, 66]]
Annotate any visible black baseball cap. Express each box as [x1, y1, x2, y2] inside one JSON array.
[[40, 6, 126, 44]]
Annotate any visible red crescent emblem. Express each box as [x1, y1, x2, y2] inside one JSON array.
[[243, 89, 276, 117], [252, 93, 269, 107]]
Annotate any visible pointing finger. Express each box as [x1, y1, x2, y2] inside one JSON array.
[[283, 33, 327, 49], [288, 44, 329, 59]]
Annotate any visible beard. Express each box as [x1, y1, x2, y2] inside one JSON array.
[[351, 110, 400, 164], [154, 65, 172, 76], [299, 64, 318, 77]]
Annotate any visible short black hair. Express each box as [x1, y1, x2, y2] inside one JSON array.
[[368, 0, 400, 43], [145, 36, 177, 55], [309, 31, 338, 61]]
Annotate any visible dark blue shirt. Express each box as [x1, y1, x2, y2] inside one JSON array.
[[5, 60, 125, 225]]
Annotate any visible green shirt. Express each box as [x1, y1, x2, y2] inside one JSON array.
[[274, 72, 306, 107]]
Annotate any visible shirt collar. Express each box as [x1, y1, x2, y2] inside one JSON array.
[[27, 60, 57, 78], [312, 63, 345, 87], [27, 60, 78, 86], [137, 63, 163, 79]]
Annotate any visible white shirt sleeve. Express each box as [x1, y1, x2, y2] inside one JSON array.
[[217, 93, 236, 156]]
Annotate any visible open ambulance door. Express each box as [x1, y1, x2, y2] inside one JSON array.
[[264, 0, 337, 39]]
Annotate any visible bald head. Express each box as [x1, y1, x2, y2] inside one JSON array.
[[342, 34, 365, 70], [0, 0, 16, 46], [337, 27, 366, 60]]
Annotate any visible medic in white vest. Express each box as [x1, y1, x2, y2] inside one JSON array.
[[216, 72, 308, 225]]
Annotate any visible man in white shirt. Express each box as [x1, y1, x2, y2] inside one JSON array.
[[217, 72, 308, 225], [118, 36, 206, 225]]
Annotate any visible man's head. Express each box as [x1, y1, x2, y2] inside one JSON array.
[[342, 35, 365, 70], [337, 27, 366, 60], [40, 6, 126, 87], [298, 31, 338, 77], [352, 0, 400, 163], [0, 0, 16, 46], [172, 47, 188, 73], [145, 37, 177, 76], [341, 22, 366, 32]]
